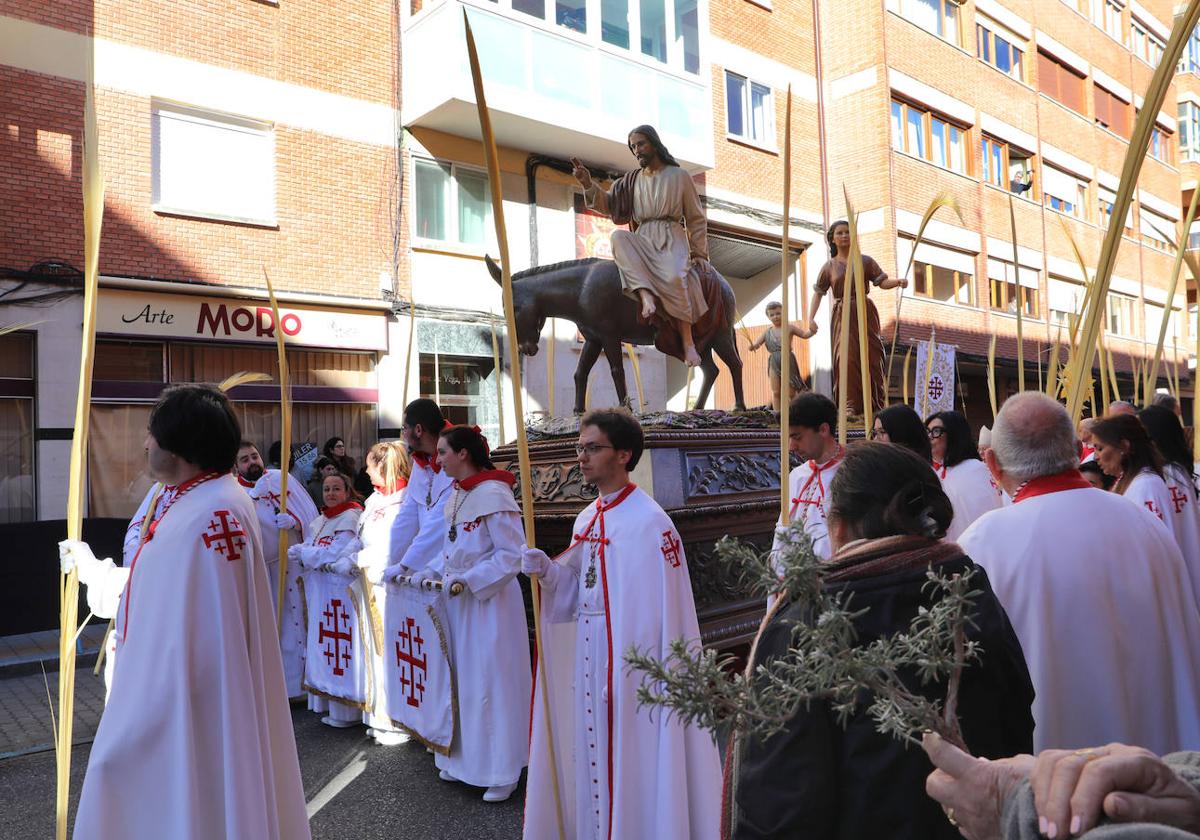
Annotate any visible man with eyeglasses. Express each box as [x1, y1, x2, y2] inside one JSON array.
[[521, 408, 720, 840], [382, 398, 454, 583], [775, 393, 844, 563]]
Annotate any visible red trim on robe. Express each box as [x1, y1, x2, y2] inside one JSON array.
[[236, 474, 256, 488], [790, 446, 844, 519], [457, 469, 517, 491], [372, 478, 409, 495], [1013, 469, 1093, 503], [320, 499, 364, 518]]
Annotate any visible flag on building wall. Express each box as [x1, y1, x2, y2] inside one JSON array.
[[304, 571, 372, 709], [914, 339, 956, 418], [381, 582, 456, 754]]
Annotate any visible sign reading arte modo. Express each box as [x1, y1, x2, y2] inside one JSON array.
[[97, 288, 389, 351]]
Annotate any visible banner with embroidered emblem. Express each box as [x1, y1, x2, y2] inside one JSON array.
[[914, 338, 956, 416], [381, 581, 456, 754], [302, 571, 372, 711]]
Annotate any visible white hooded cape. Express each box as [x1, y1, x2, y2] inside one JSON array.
[[523, 485, 720, 840], [74, 473, 309, 840]]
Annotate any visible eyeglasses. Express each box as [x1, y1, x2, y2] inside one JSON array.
[[927, 427, 946, 440], [574, 443, 614, 457], [869, 428, 888, 440]]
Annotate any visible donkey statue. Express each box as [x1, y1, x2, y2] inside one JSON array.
[[485, 256, 745, 414]]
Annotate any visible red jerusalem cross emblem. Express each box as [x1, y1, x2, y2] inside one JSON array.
[[394, 616, 428, 708], [1170, 485, 1190, 514], [201, 510, 247, 562], [660, 530, 682, 568], [318, 599, 353, 676]]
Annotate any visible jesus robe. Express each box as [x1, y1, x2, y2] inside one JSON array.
[[251, 468, 319, 697], [937, 459, 1003, 542], [426, 470, 531, 788], [74, 472, 309, 840], [959, 472, 1200, 754], [585, 165, 709, 326], [524, 485, 721, 840]]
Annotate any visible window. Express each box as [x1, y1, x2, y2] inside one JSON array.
[[988, 258, 1039, 317], [1182, 26, 1200, 75], [1048, 276, 1087, 326], [641, 0, 667, 63], [912, 261, 975, 306], [414, 159, 491, 247], [151, 103, 275, 225], [1043, 165, 1088, 219], [1145, 302, 1182, 347], [1140, 207, 1176, 250], [602, 0, 630, 48], [0, 332, 35, 524], [674, 0, 699, 74], [1090, 0, 1122, 40], [1097, 185, 1133, 234], [1037, 51, 1086, 113], [890, 99, 969, 175], [898, 0, 961, 44], [981, 136, 1035, 195], [419, 352, 500, 442], [1094, 86, 1131, 138], [1129, 18, 1164, 66], [726, 72, 773, 145], [556, 0, 586, 32], [1148, 125, 1175, 165], [1107, 292, 1138, 336], [1180, 102, 1200, 162], [976, 18, 1025, 81]]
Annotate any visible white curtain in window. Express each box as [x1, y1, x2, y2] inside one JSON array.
[[986, 258, 1039, 288], [1047, 277, 1086, 314], [898, 239, 975, 275], [750, 82, 770, 142], [1042, 164, 1084, 201], [902, 0, 941, 33]]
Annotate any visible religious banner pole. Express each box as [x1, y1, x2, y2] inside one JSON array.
[[57, 44, 105, 839], [902, 345, 912, 406], [922, 326, 936, 420], [779, 85, 793, 521], [263, 268, 293, 629], [1146, 187, 1200, 393], [464, 14, 564, 838]]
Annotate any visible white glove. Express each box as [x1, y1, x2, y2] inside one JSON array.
[[274, 512, 297, 530], [382, 565, 408, 583], [300, 546, 324, 569], [325, 558, 354, 576], [521, 546, 551, 577], [58, 539, 107, 578], [286, 543, 304, 562]]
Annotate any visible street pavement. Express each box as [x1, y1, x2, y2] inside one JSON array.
[[0, 664, 525, 839]]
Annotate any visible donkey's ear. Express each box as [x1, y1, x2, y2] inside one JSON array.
[[484, 255, 503, 285]]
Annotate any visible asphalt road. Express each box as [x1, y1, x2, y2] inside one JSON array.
[[0, 705, 525, 839]]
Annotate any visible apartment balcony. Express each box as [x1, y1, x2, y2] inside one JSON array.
[[402, 0, 714, 172]]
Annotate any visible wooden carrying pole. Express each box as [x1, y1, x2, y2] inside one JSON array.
[[464, 13, 565, 839], [263, 268, 293, 629], [779, 86, 793, 521], [57, 44, 105, 840]]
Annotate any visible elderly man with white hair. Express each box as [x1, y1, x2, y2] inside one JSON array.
[[959, 392, 1200, 755]]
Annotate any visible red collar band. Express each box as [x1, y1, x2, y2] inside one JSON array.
[[321, 499, 364, 517], [597, 483, 636, 511], [236, 474, 256, 488], [457, 469, 516, 491], [373, 478, 409, 495], [1013, 469, 1092, 503]]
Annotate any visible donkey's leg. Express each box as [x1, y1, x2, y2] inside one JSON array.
[[573, 339, 603, 414], [712, 330, 747, 411], [691, 346, 720, 410], [601, 340, 631, 410]]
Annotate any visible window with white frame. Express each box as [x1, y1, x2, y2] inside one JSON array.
[[1042, 165, 1088, 219], [1180, 102, 1200, 162], [1139, 206, 1176, 250], [897, 0, 962, 46], [1148, 125, 1175, 165], [981, 135, 1035, 195], [726, 72, 773, 145], [901, 239, 977, 306], [890, 98, 970, 175], [976, 13, 1026, 81], [1107, 291, 1138, 336], [151, 103, 275, 225], [988, 258, 1039, 316], [1129, 17, 1164, 66], [1181, 25, 1200, 75], [1048, 276, 1087, 326], [1097, 185, 1134, 235], [413, 159, 492, 247], [1089, 0, 1122, 40]]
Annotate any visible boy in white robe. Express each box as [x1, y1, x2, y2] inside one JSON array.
[[60, 384, 309, 840], [522, 409, 721, 840], [960, 392, 1200, 755], [773, 393, 843, 563], [414, 425, 531, 802]]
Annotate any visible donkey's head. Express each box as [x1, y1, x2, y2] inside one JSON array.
[[485, 255, 544, 356]]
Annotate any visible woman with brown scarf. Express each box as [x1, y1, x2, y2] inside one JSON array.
[[726, 442, 1034, 839]]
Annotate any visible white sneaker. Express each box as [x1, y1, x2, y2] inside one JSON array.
[[438, 769, 459, 783], [373, 730, 409, 746], [483, 782, 517, 802], [320, 716, 359, 729]]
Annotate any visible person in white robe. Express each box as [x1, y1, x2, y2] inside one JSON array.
[[60, 384, 308, 840], [572, 125, 710, 367], [292, 472, 363, 726], [959, 392, 1200, 755], [385, 398, 455, 576], [927, 410, 1002, 541], [1139, 406, 1200, 606], [408, 424, 531, 802], [1092, 414, 1181, 542], [329, 440, 411, 744], [235, 440, 266, 492], [773, 393, 843, 564], [251, 461, 319, 698], [522, 409, 721, 840]]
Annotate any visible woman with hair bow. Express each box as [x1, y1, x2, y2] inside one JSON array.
[[408, 424, 531, 802]]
